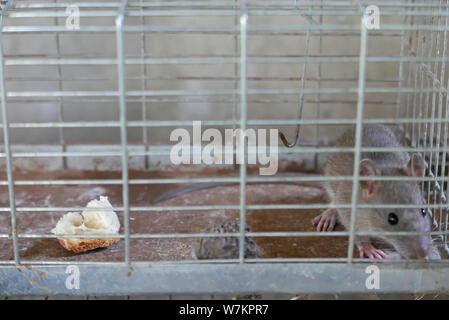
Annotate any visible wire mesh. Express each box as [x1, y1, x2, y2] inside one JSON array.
[[0, 0, 448, 294]]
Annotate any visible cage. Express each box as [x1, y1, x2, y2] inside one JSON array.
[[0, 0, 448, 298]]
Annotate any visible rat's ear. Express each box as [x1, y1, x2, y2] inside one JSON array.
[[359, 159, 380, 199], [404, 153, 426, 177]]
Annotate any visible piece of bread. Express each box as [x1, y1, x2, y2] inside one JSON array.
[[51, 196, 120, 253]]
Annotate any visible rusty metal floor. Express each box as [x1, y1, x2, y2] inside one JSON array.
[[0, 168, 350, 263]]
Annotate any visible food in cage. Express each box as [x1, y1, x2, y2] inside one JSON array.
[[51, 196, 120, 253], [194, 221, 259, 260]]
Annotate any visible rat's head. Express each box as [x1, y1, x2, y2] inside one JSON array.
[[358, 153, 432, 260]]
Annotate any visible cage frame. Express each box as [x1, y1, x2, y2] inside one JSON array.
[[0, 0, 448, 296]]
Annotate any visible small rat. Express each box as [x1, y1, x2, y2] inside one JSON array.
[[194, 221, 259, 260], [312, 124, 432, 260]]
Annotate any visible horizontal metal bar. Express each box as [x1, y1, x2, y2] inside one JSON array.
[[5, 87, 446, 98], [4, 75, 400, 84], [7, 9, 449, 18], [4, 118, 449, 129], [0, 175, 449, 187], [0, 203, 446, 213], [0, 259, 243, 265], [1, 98, 400, 106], [11, 1, 449, 9], [1, 144, 448, 159], [6, 56, 449, 65], [8, 229, 449, 240], [1, 256, 449, 266], [1, 26, 403, 37], [10, 1, 449, 10], [3, 25, 449, 35], [1, 263, 449, 295], [14, 231, 348, 239]]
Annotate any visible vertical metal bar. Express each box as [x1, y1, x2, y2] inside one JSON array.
[[116, 0, 130, 265], [239, 0, 248, 264], [432, 1, 444, 231], [0, 0, 18, 265], [396, 17, 407, 123], [417, 13, 426, 151], [314, 1, 323, 170], [427, 7, 441, 225], [423, 15, 436, 163], [418, 4, 443, 237], [347, 19, 368, 264], [445, 212, 449, 252], [140, 0, 149, 170], [422, 13, 436, 209], [232, 0, 238, 170], [54, 0, 66, 169], [404, 51, 413, 136], [403, 4, 415, 134], [411, 17, 422, 147], [438, 0, 449, 250]]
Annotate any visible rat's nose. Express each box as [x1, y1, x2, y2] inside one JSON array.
[[410, 238, 430, 260], [415, 252, 429, 261], [411, 246, 429, 260]]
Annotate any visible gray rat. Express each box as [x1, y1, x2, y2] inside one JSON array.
[[312, 124, 433, 260]]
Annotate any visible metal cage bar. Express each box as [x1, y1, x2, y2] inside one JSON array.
[[116, 0, 131, 265], [0, 0, 449, 295], [0, 0, 18, 265], [3, 263, 449, 295], [347, 14, 368, 264], [238, 0, 248, 264]]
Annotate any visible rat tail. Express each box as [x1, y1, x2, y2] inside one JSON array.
[[152, 182, 232, 204]]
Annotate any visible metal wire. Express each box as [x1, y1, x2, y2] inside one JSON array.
[[347, 19, 368, 263], [238, 0, 248, 264], [116, 0, 130, 266], [278, 1, 314, 148], [0, 0, 18, 265], [0, 0, 449, 296]]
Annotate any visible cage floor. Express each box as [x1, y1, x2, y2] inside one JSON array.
[[0, 168, 355, 263]]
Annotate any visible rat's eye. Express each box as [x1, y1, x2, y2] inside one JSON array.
[[388, 212, 398, 225], [421, 209, 427, 217]]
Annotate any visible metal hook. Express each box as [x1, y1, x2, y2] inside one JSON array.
[[279, 27, 311, 148], [279, 124, 302, 148]]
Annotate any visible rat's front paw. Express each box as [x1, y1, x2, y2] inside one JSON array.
[[312, 208, 340, 232], [357, 243, 386, 259]]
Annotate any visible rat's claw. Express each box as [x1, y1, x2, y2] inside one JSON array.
[[358, 243, 386, 260], [312, 209, 339, 232], [312, 215, 321, 227], [317, 219, 325, 232], [326, 216, 336, 231]]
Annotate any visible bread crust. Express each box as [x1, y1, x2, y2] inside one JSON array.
[[57, 238, 120, 253], [52, 196, 120, 253]]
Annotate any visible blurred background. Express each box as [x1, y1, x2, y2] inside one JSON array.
[[2, 0, 403, 149]]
